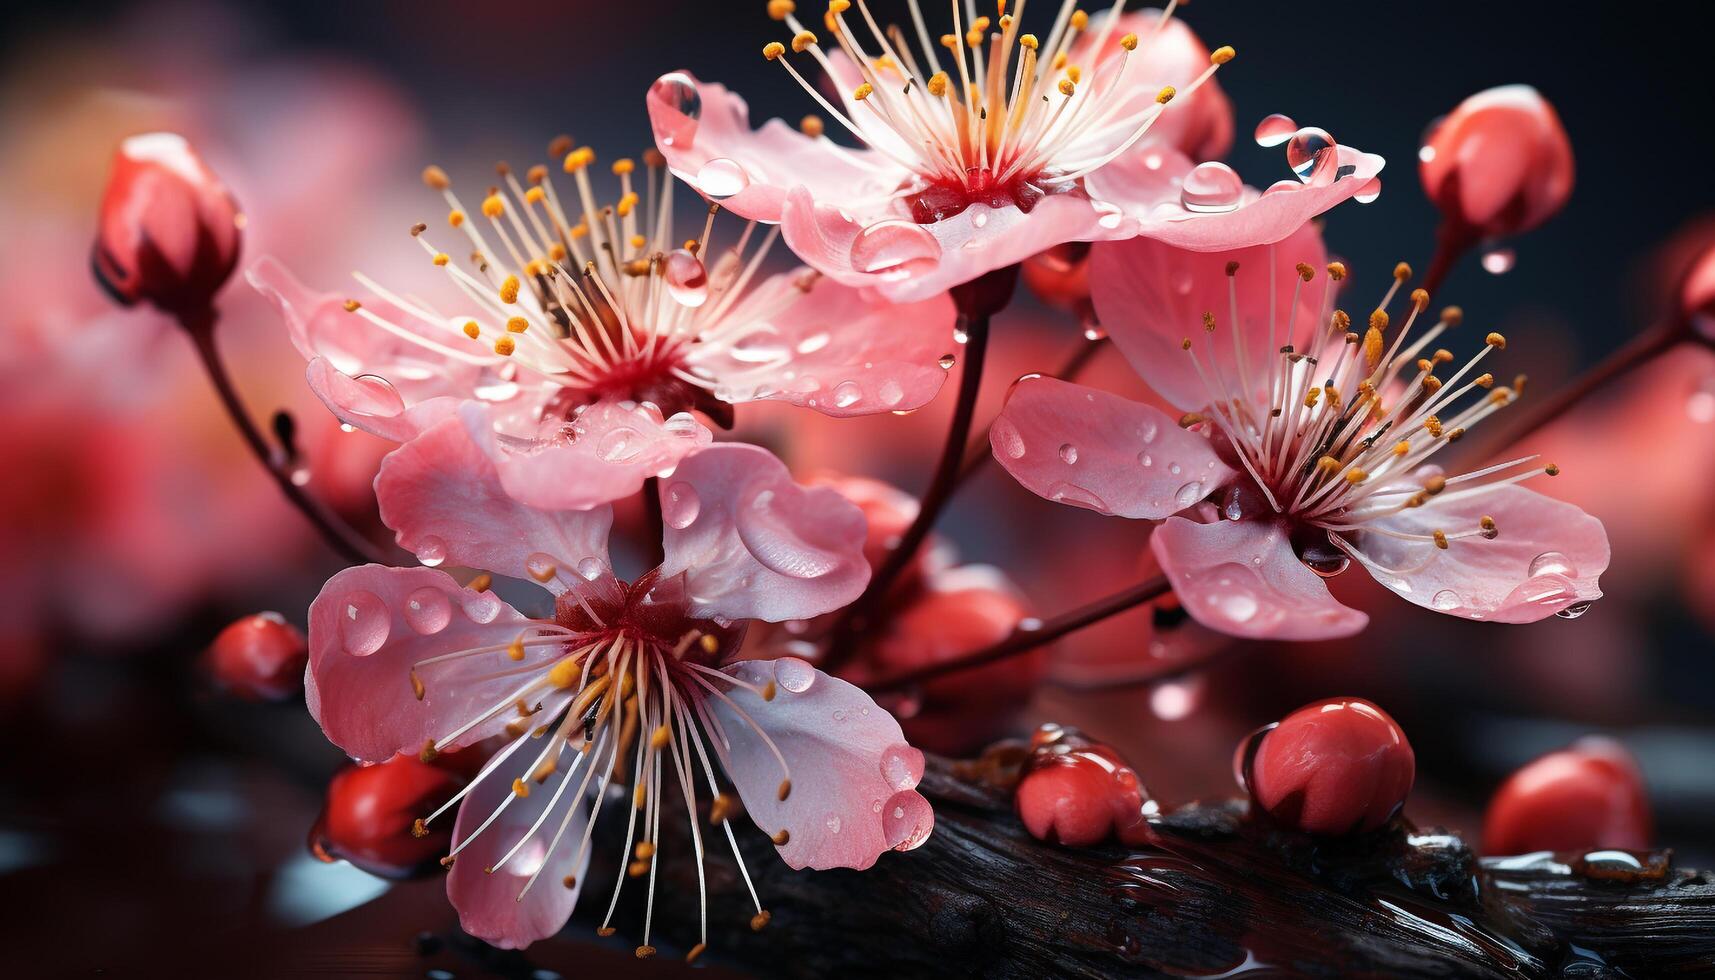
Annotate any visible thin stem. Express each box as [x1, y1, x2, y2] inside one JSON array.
[[1420, 221, 1478, 299], [866, 574, 1172, 693], [641, 476, 666, 570], [956, 333, 1106, 490], [182, 309, 385, 566]]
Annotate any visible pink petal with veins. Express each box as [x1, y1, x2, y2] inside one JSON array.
[[1151, 516, 1369, 640], [657, 443, 869, 623], [375, 417, 613, 588], [991, 375, 1235, 519], [711, 657, 933, 870]]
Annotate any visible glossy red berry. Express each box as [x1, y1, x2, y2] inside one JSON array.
[[309, 753, 465, 879], [93, 132, 242, 317], [1244, 698, 1415, 836], [1015, 724, 1154, 847], [1482, 737, 1652, 855], [205, 612, 308, 702]]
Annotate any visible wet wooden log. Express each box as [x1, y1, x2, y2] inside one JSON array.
[[575, 753, 1715, 978]]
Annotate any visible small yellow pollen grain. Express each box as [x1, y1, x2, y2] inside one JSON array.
[[1019, 33, 1039, 50], [1211, 45, 1235, 64], [432, 252, 449, 267], [1155, 85, 1176, 104], [1393, 261, 1412, 281], [1433, 530, 1449, 550], [1486, 331, 1507, 349], [1120, 32, 1138, 51], [1070, 10, 1089, 30], [508, 634, 526, 661], [481, 194, 505, 218], [763, 40, 786, 60], [410, 671, 425, 701], [927, 72, 950, 97], [767, 0, 795, 19], [1327, 261, 1348, 280], [462, 320, 480, 339], [1058, 78, 1076, 96], [800, 114, 825, 137], [1345, 468, 1369, 485], [342, 300, 361, 313], [493, 336, 516, 356], [792, 30, 818, 52], [761, 679, 777, 702], [524, 186, 545, 205], [511, 778, 529, 798], [422, 165, 451, 190], [499, 276, 520, 304], [854, 82, 874, 101], [1393, 440, 1411, 456]]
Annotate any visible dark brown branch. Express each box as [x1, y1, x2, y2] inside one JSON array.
[[581, 754, 1715, 978]]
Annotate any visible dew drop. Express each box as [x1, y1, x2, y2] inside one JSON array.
[[1253, 113, 1298, 147], [1431, 589, 1461, 611], [576, 556, 607, 581], [796, 332, 830, 355], [882, 790, 933, 851], [1210, 579, 1259, 624], [1355, 176, 1382, 204], [878, 379, 906, 407], [415, 535, 448, 568], [833, 380, 863, 408], [663, 481, 701, 529], [663, 248, 710, 307], [339, 591, 390, 656], [737, 488, 843, 579], [694, 157, 750, 200], [1058, 443, 1079, 464], [953, 326, 969, 344], [1169, 462, 1182, 475], [403, 587, 453, 635], [650, 71, 702, 122], [1139, 418, 1158, 443], [879, 744, 924, 791], [1286, 127, 1339, 185], [825, 814, 842, 834], [289, 465, 312, 487], [1179, 161, 1244, 213], [597, 425, 641, 462], [1174, 481, 1205, 507], [1482, 247, 1516, 275], [775, 657, 817, 694], [991, 417, 1026, 459], [1528, 551, 1577, 578], [1082, 323, 1107, 341], [1139, 452, 1153, 467], [349, 374, 406, 418], [1556, 600, 1594, 620], [938, 353, 956, 369], [850, 219, 941, 280]]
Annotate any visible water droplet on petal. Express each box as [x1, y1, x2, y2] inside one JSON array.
[[650, 71, 702, 126], [880, 744, 924, 791], [1210, 579, 1259, 624], [1482, 247, 1516, 275], [415, 535, 448, 568], [882, 791, 933, 851], [1048, 481, 1110, 512], [850, 219, 941, 280], [339, 591, 389, 656], [1058, 443, 1078, 464], [1138, 452, 1153, 467], [796, 332, 830, 355], [597, 425, 641, 463], [576, 557, 607, 581], [663, 481, 701, 529], [938, 353, 956, 370], [403, 587, 453, 635], [1082, 323, 1107, 341], [825, 813, 842, 834], [1286, 127, 1339, 185], [775, 657, 817, 694], [1431, 589, 1461, 611], [1355, 176, 1382, 204], [349, 374, 406, 418], [1528, 551, 1577, 578], [735, 488, 843, 579], [1253, 113, 1298, 147], [1175, 481, 1205, 507], [1169, 462, 1182, 475], [991, 417, 1026, 459], [1179, 161, 1243, 213], [833, 380, 862, 408], [1556, 600, 1594, 620], [461, 590, 503, 624], [878, 379, 905, 407], [695, 157, 750, 199], [663, 248, 710, 307]]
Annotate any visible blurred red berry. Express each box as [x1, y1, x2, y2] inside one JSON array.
[[1015, 724, 1154, 847], [1680, 240, 1715, 339], [309, 753, 465, 879], [1244, 698, 1415, 836], [93, 131, 242, 317], [1020, 243, 1093, 317], [1482, 737, 1652, 855], [809, 473, 931, 596], [205, 612, 307, 701], [1419, 85, 1573, 241]]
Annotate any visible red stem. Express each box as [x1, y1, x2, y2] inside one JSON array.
[[183, 309, 384, 566]]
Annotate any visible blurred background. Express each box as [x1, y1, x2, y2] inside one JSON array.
[[3, 0, 1713, 975]]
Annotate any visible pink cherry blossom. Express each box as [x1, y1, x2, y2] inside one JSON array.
[[308, 424, 928, 951], [992, 222, 1609, 639], [649, 5, 1382, 301], [251, 146, 953, 510]]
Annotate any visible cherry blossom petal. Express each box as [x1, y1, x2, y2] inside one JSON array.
[[375, 417, 612, 588], [1354, 485, 1608, 623], [710, 658, 933, 870], [306, 564, 551, 763], [778, 185, 1124, 304], [990, 376, 1235, 518], [305, 357, 465, 443], [460, 400, 711, 512], [1151, 516, 1369, 640], [688, 270, 955, 416], [1087, 144, 1385, 251], [647, 70, 901, 223], [1070, 11, 1234, 162], [656, 443, 869, 623], [1090, 221, 1328, 412], [446, 742, 591, 949]]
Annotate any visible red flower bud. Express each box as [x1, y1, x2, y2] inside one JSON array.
[[93, 132, 243, 316], [309, 753, 466, 879], [1015, 724, 1154, 847], [1680, 241, 1715, 339], [205, 612, 307, 702], [1242, 697, 1414, 836], [1482, 737, 1652, 855], [1419, 85, 1573, 241], [1020, 242, 1093, 316]]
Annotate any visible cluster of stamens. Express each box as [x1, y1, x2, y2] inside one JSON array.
[[761, 0, 1231, 216], [406, 571, 794, 961], [1179, 257, 1559, 578]]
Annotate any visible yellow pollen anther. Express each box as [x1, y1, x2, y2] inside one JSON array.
[[493, 336, 516, 356], [524, 186, 545, 205], [526, 164, 547, 185], [752, 910, 773, 931], [1070, 10, 1089, 30], [432, 252, 450, 267], [547, 658, 580, 690], [1486, 332, 1507, 349], [829, 0, 851, 12], [1345, 468, 1369, 485], [617, 192, 638, 217], [481, 194, 505, 218], [763, 41, 786, 59], [410, 671, 425, 701], [1020, 33, 1039, 50], [562, 874, 577, 889], [411, 818, 428, 838], [1363, 327, 1385, 371], [627, 859, 649, 877], [419, 738, 438, 763], [1546, 463, 1561, 476], [940, 32, 958, 50], [1331, 309, 1351, 331], [1369, 309, 1390, 331], [635, 840, 656, 861], [792, 30, 818, 52], [1475, 373, 1495, 388], [562, 147, 594, 173], [1211, 45, 1235, 64], [853, 82, 874, 101], [611, 157, 635, 176], [778, 778, 792, 802], [1058, 78, 1076, 96], [770, 829, 790, 846], [1393, 440, 1411, 456], [1394, 261, 1412, 281], [499, 275, 520, 304], [927, 71, 950, 97], [1155, 86, 1176, 104], [767, 0, 795, 18], [511, 778, 530, 798], [1327, 262, 1348, 280], [1066, 65, 1082, 84], [1202, 311, 1216, 332], [710, 792, 738, 824], [650, 725, 671, 750], [507, 634, 526, 661], [1297, 262, 1315, 282], [342, 300, 361, 313], [422, 165, 451, 190], [411, 222, 428, 237], [1121, 32, 1139, 51], [548, 242, 567, 261], [1442, 305, 1464, 326], [1179, 412, 1207, 428], [800, 114, 825, 136], [1316, 456, 1340, 474], [687, 944, 707, 965], [462, 321, 480, 339], [760, 680, 778, 702], [448, 209, 465, 228], [1411, 288, 1430, 311], [1433, 530, 1449, 550]]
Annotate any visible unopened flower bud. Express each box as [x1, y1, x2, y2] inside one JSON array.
[[1419, 86, 1573, 240], [1242, 697, 1414, 835]]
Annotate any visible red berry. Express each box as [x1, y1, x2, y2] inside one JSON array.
[[1482, 737, 1652, 855], [1015, 725, 1154, 847], [1245, 698, 1415, 836], [205, 612, 307, 702], [309, 753, 465, 879], [93, 132, 242, 317]]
